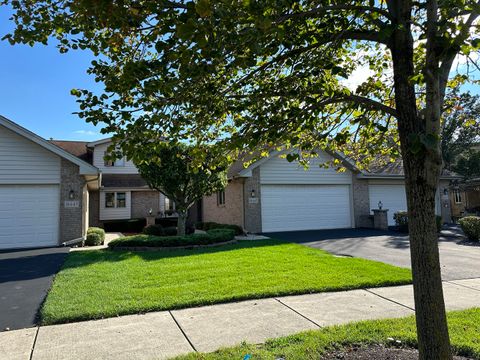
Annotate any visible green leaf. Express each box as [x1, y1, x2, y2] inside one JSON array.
[[195, 0, 211, 18]]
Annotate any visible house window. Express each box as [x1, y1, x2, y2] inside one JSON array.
[[116, 192, 126, 208], [105, 192, 127, 208], [217, 190, 226, 206], [105, 192, 115, 208], [165, 197, 175, 211], [104, 151, 125, 167], [454, 190, 462, 204]]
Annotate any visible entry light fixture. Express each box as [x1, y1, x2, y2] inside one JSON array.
[[378, 201, 383, 210], [68, 189, 75, 200], [250, 189, 256, 198]]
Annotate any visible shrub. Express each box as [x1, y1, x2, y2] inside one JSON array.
[[108, 229, 235, 249], [143, 224, 165, 236], [85, 232, 103, 246], [393, 212, 443, 233], [458, 216, 480, 242], [103, 218, 146, 233], [195, 221, 244, 235], [393, 211, 409, 233], [163, 226, 178, 236], [84, 227, 105, 246]]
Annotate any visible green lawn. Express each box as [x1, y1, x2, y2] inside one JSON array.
[[174, 308, 480, 360], [41, 239, 411, 325]]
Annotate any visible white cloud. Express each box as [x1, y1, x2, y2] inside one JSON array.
[[340, 65, 375, 91], [74, 130, 99, 137]]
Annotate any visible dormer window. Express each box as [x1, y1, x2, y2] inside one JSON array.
[[104, 151, 125, 167]]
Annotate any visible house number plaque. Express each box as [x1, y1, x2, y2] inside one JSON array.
[[64, 200, 80, 208]]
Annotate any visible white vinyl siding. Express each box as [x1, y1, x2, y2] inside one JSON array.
[[100, 191, 131, 220], [260, 151, 352, 185], [261, 185, 352, 232], [0, 185, 59, 249], [93, 142, 138, 174], [0, 126, 60, 184], [369, 182, 442, 226], [369, 184, 407, 226]]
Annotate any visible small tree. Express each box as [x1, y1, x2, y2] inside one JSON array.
[[133, 143, 227, 236]]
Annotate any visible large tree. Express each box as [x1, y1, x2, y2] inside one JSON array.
[[3, 1, 480, 359]]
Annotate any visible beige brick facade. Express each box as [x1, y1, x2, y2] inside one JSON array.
[[131, 191, 160, 219], [352, 175, 372, 228], [60, 159, 86, 243], [243, 167, 262, 233], [202, 179, 244, 228]]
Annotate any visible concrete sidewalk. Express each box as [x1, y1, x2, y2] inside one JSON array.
[[2, 278, 480, 360]]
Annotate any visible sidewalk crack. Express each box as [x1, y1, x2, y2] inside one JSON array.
[[274, 298, 321, 328], [446, 280, 480, 292], [363, 289, 415, 311], [29, 327, 40, 360], [169, 311, 197, 352]]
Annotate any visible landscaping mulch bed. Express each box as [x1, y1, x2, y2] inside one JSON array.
[[321, 344, 472, 360], [110, 239, 238, 251]]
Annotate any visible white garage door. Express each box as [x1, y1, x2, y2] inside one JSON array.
[[261, 185, 352, 232], [0, 185, 59, 249], [369, 184, 407, 226]]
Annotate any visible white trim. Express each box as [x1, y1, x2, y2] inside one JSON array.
[[0, 115, 99, 176], [87, 137, 112, 147]]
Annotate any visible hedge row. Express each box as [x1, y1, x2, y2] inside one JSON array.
[[458, 216, 480, 242], [195, 221, 244, 236], [143, 224, 195, 236], [108, 228, 236, 249], [393, 211, 442, 233]]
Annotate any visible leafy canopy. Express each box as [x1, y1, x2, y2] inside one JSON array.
[[2, 1, 479, 169], [133, 142, 228, 213]]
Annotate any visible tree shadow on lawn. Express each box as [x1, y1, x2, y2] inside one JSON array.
[[61, 239, 296, 269]]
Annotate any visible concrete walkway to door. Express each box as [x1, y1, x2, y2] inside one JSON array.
[[2, 278, 480, 360]]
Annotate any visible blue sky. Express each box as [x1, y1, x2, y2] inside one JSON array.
[[0, 9, 103, 141]]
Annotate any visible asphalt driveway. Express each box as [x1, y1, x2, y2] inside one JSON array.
[[268, 226, 480, 281], [0, 247, 69, 331]]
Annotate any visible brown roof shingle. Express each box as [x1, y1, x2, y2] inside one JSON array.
[[49, 140, 92, 164]]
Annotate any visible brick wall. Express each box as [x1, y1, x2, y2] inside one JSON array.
[[352, 175, 372, 227], [243, 167, 262, 233], [60, 159, 86, 243], [89, 190, 101, 228], [202, 179, 244, 227], [131, 191, 160, 219]]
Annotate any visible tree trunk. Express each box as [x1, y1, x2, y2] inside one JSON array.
[[403, 155, 452, 360], [177, 209, 187, 236], [388, 1, 452, 358]]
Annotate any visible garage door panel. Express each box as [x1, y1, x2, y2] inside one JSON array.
[[261, 185, 352, 232], [0, 185, 59, 249]]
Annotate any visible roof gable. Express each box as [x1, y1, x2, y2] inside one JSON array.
[[0, 115, 99, 175]]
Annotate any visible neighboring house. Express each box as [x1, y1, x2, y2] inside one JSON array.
[[449, 178, 480, 220], [0, 115, 100, 250], [53, 138, 179, 228], [202, 149, 458, 233]]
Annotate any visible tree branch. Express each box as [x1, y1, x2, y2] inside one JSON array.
[[275, 5, 392, 23], [225, 30, 390, 94]]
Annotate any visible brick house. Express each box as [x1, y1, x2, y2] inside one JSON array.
[[0, 115, 100, 250], [202, 149, 458, 233]]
